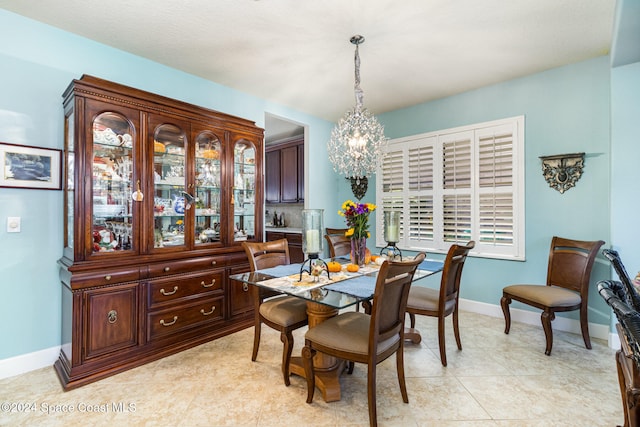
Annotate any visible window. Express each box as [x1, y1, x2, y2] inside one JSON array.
[[376, 116, 524, 260]]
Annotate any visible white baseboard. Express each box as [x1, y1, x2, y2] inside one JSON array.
[[458, 298, 617, 347], [0, 300, 619, 380], [0, 346, 60, 380]]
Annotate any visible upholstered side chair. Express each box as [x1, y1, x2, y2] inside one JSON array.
[[325, 227, 350, 259], [405, 241, 475, 366], [302, 252, 426, 427], [501, 236, 605, 355], [242, 239, 309, 386]]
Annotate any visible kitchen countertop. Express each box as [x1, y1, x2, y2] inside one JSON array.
[[265, 227, 302, 234]]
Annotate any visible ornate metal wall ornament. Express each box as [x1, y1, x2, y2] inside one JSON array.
[[539, 152, 585, 194], [347, 176, 368, 200]]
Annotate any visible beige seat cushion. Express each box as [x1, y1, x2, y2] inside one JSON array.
[[407, 286, 456, 312], [259, 296, 308, 327], [304, 311, 399, 356], [503, 284, 581, 307]]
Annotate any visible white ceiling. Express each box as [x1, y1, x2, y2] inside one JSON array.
[[0, 0, 615, 124]]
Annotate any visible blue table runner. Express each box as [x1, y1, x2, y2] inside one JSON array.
[[254, 263, 301, 277], [324, 275, 377, 298]]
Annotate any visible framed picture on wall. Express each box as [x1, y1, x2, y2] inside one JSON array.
[[0, 142, 62, 190]]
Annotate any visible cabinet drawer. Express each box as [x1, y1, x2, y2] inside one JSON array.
[[147, 297, 224, 341], [71, 268, 141, 289], [147, 270, 224, 308], [285, 233, 302, 245], [266, 231, 284, 241], [147, 256, 223, 277]]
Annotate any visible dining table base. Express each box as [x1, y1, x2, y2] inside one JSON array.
[[289, 300, 348, 402], [289, 357, 347, 402]]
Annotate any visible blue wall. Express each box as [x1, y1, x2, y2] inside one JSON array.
[[611, 61, 640, 278], [379, 56, 612, 324]]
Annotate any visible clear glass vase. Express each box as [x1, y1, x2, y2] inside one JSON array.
[[350, 236, 367, 267]]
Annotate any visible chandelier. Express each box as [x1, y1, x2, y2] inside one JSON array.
[[327, 35, 387, 200]]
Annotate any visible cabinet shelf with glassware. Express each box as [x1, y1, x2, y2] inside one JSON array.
[[56, 75, 263, 390], [232, 141, 257, 242]]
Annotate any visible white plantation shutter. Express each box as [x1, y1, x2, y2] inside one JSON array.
[[442, 135, 472, 189], [475, 124, 518, 254], [407, 141, 435, 243], [479, 193, 513, 245], [376, 116, 524, 260], [478, 131, 513, 187], [379, 148, 405, 240], [443, 194, 472, 242], [408, 195, 434, 241], [408, 145, 434, 190], [441, 132, 473, 246]]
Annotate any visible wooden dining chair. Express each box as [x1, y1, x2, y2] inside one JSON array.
[[501, 236, 605, 355], [302, 252, 426, 427], [325, 228, 350, 259], [242, 239, 309, 386], [406, 241, 475, 366], [325, 227, 363, 313]]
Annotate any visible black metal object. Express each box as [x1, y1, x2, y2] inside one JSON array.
[[348, 176, 368, 200], [380, 243, 402, 260], [598, 249, 640, 368], [299, 253, 330, 282]]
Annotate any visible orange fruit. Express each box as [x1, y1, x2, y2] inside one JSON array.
[[327, 261, 342, 273], [346, 264, 359, 272]]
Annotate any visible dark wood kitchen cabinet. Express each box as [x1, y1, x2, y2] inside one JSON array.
[[265, 138, 304, 203], [266, 230, 304, 263], [56, 75, 264, 390], [265, 150, 281, 203]]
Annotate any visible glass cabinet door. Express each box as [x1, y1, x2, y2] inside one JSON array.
[[152, 123, 188, 249], [91, 112, 135, 253], [64, 111, 75, 253], [233, 139, 256, 242], [194, 131, 222, 245]]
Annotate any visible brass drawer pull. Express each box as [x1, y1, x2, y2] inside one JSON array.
[[160, 316, 178, 327], [211, 260, 217, 265], [201, 279, 216, 288], [200, 306, 216, 316], [243, 283, 249, 292], [163, 266, 171, 272], [105, 275, 112, 281], [160, 286, 179, 296], [107, 310, 117, 324]]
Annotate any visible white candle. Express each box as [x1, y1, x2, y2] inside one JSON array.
[[386, 224, 399, 242], [306, 229, 320, 253]]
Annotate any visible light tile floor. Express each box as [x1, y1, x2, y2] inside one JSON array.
[[0, 311, 623, 426]]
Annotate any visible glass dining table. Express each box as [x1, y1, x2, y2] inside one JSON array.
[[229, 256, 444, 402]]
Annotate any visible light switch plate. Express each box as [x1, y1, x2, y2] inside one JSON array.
[[7, 217, 21, 233]]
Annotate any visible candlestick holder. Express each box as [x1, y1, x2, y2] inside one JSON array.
[[299, 253, 330, 282], [300, 209, 330, 281], [380, 210, 402, 260], [380, 243, 402, 260]]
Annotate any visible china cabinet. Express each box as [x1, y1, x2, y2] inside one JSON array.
[[55, 75, 262, 389]]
